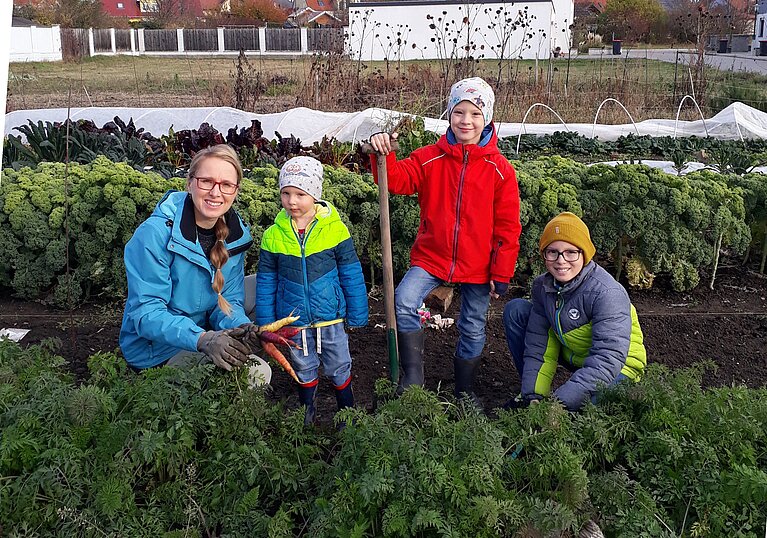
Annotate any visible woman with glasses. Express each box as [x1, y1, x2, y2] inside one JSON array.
[[502, 212, 647, 411], [120, 144, 257, 371]]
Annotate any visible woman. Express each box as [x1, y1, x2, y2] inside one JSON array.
[[120, 144, 255, 371]]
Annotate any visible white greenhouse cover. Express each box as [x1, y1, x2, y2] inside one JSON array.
[[591, 160, 767, 175], [5, 101, 767, 145]]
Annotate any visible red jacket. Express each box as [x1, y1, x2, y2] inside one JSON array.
[[372, 127, 521, 284]]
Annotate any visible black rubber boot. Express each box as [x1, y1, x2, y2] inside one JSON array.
[[334, 380, 355, 430], [454, 356, 483, 409], [396, 329, 425, 395], [334, 380, 354, 410], [297, 383, 317, 426]]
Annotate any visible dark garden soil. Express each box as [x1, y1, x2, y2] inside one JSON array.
[[1, 264, 765, 424]]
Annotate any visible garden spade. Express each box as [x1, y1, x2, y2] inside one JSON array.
[[361, 140, 400, 384]]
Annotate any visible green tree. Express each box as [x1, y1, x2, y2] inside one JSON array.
[[598, 0, 667, 43], [228, 0, 290, 25], [17, 0, 107, 28]]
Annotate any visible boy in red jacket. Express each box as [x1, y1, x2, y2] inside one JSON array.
[[370, 77, 521, 405]]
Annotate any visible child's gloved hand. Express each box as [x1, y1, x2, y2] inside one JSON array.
[[197, 330, 250, 371], [370, 132, 398, 155], [502, 393, 541, 410]]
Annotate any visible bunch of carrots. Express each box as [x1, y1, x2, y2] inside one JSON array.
[[250, 315, 301, 382]]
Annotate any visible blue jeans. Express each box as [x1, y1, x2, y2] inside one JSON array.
[[503, 298, 532, 377], [287, 322, 352, 387], [395, 266, 491, 360], [503, 298, 628, 402]]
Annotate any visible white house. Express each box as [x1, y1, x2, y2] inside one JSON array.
[[347, 0, 573, 61], [754, 0, 767, 56]]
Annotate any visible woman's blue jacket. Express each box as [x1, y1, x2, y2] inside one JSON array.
[[120, 190, 253, 369]]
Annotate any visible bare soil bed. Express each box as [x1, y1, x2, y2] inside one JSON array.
[[1, 264, 765, 424]]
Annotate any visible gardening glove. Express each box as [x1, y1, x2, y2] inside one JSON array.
[[502, 393, 541, 410], [231, 323, 263, 353], [492, 280, 509, 296], [197, 330, 250, 371]]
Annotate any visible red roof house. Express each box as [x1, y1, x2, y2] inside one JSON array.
[[574, 0, 606, 14], [101, 0, 142, 18], [134, 0, 208, 19], [292, 0, 342, 26]]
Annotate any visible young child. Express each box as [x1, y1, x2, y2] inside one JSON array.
[[256, 156, 369, 425], [369, 77, 521, 404], [503, 212, 647, 411]]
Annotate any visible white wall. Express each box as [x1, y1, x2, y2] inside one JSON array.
[[10, 26, 63, 62], [347, 0, 573, 61], [552, 0, 573, 52], [1, 2, 11, 168]]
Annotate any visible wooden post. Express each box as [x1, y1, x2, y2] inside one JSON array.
[[673, 50, 679, 105], [424, 286, 454, 313]]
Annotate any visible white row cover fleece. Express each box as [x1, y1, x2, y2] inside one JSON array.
[[5, 101, 767, 146]]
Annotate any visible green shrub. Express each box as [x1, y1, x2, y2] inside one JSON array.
[[0, 160, 380, 305], [1, 156, 762, 304], [0, 159, 182, 305]]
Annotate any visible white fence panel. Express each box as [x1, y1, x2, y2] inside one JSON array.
[[10, 26, 63, 62]]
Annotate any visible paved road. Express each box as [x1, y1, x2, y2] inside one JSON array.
[[571, 48, 767, 76]]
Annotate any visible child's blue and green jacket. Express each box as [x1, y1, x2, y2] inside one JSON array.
[[521, 261, 647, 410], [256, 201, 368, 329]]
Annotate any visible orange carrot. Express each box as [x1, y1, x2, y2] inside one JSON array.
[[262, 341, 299, 382], [259, 314, 300, 334]]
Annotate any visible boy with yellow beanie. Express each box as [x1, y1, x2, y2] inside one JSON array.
[[502, 212, 647, 411]]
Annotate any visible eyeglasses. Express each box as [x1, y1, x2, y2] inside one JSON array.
[[194, 177, 239, 195], [543, 248, 582, 262]]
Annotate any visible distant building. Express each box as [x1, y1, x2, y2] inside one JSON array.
[[291, 0, 343, 26], [755, 0, 767, 55], [101, 0, 143, 20], [12, 15, 36, 26], [349, 0, 573, 61], [136, 0, 207, 18], [574, 0, 604, 15]]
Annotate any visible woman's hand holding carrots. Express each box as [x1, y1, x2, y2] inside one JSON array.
[[229, 315, 302, 381]]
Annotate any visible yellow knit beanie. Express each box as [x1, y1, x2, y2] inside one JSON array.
[[539, 212, 596, 265]]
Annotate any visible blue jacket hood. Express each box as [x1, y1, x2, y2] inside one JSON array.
[[152, 191, 252, 256]]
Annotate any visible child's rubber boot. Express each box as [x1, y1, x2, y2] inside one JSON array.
[[334, 377, 354, 410], [454, 356, 483, 410], [334, 378, 354, 430], [396, 329, 425, 395], [297, 381, 318, 427]]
